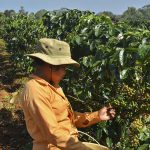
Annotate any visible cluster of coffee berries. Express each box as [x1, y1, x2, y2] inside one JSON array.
[[121, 84, 136, 97], [130, 118, 143, 131]]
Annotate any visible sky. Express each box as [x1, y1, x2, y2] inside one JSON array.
[[0, 0, 150, 15]]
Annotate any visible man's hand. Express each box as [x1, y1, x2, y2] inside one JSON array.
[[98, 105, 116, 121]]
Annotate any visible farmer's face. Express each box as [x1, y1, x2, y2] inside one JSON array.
[[48, 65, 67, 84]]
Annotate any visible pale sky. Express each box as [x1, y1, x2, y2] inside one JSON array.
[[0, 0, 150, 14]]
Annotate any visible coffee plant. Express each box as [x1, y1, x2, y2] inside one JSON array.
[[2, 14, 47, 75], [1, 9, 150, 150]]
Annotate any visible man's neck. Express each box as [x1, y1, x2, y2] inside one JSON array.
[[34, 71, 50, 83], [34, 71, 60, 88]]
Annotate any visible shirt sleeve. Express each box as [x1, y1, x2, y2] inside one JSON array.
[[22, 84, 92, 150], [74, 111, 101, 128]]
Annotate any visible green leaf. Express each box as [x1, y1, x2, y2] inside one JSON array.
[[95, 25, 101, 37], [57, 29, 62, 35], [106, 137, 113, 147], [137, 144, 149, 150], [75, 35, 81, 45]]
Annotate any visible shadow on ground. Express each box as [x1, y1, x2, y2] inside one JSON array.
[[0, 108, 32, 150]]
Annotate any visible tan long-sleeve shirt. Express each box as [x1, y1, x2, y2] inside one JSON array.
[[20, 75, 101, 150]]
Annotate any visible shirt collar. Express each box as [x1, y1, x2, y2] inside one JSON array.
[[29, 74, 50, 86], [29, 74, 65, 99]]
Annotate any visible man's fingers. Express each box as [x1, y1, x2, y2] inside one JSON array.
[[110, 114, 115, 119], [107, 108, 115, 113], [107, 108, 116, 119], [107, 104, 115, 110], [110, 110, 116, 115], [110, 109, 116, 113], [110, 112, 116, 115], [107, 103, 112, 108]]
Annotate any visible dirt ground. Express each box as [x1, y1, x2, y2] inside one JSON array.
[[0, 51, 32, 150]]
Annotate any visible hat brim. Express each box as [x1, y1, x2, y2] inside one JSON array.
[[26, 53, 80, 68]]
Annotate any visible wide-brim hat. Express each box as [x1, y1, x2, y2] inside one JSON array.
[[26, 38, 80, 67]]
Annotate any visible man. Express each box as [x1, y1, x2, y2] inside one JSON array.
[[20, 38, 116, 150]]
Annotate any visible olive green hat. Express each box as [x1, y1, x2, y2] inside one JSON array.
[[26, 38, 80, 67]]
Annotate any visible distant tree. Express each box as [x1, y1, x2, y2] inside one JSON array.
[[97, 11, 118, 22], [46, 8, 71, 17], [139, 4, 150, 20], [35, 9, 47, 19], [28, 12, 35, 17], [0, 12, 5, 38], [118, 6, 150, 29], [142, 4, 150, 9], [19, 6, 27, 15], [121, 7, 144, 26], [4, 9, 15, 17], [122, 7, 143, 21]]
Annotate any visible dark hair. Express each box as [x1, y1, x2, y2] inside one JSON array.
[[32, 57, 46, 67]]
